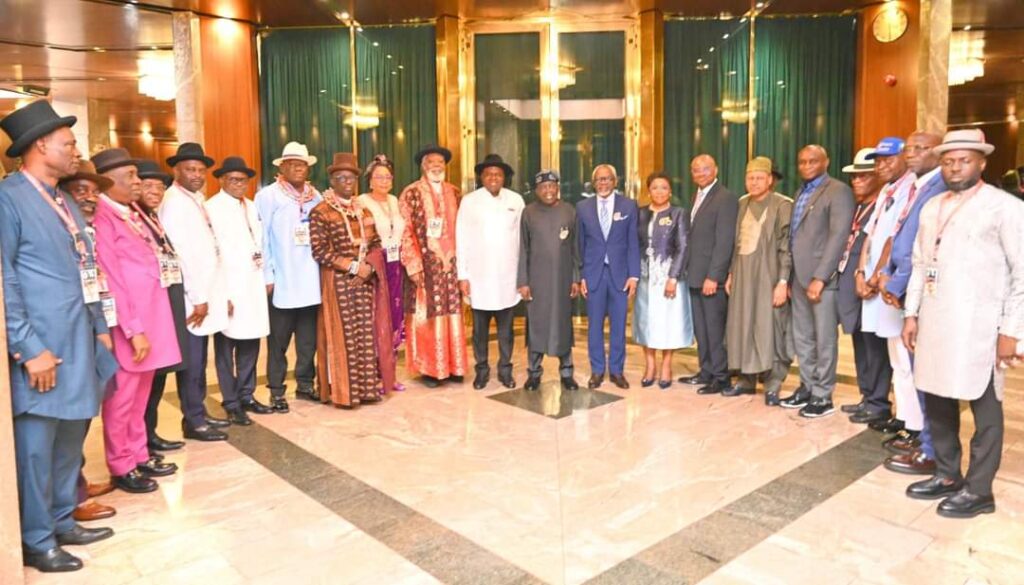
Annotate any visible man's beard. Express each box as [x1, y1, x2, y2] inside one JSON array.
[[427, 169, 445, 184], [947, 175, 981, 192]]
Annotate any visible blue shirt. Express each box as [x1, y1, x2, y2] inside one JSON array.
[[791, 173, 827, 242], [883, 167, 946, 298], [254, 182, 322, 309]]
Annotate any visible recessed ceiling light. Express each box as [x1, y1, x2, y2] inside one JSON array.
[[963, 25, 972, 31], [340, 11, 350, 20]]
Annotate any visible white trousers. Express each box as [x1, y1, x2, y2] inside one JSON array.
[[888, 337, 922, 431]]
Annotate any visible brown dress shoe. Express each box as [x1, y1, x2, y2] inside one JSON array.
[[883, 449, 936, 475], [86, 481, 115, 498], [587, 373, 605, 389], [73, 500, 116, 522]]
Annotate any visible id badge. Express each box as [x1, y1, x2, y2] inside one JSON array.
[[80, 267, 100, 303], [646, 247, 654, 257], [924, 265, 939, 295], [159, 256, 183, 288], [294, 221, 311, 246], [837, 250, 850, 274], [252, 251, 264, 271], [100, 291, 118, 327], [427, 217, 443, 239], [386, 242, 400, 263]]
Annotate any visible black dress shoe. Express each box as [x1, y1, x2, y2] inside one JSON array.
[[226, 408, 253, 426], [420, 376, 440, 388], [799, 400, 836, 418], [561, 377, 580, 391], [23, 547, 82, 573], [884, 450, 936, 475], [721, 384, 755, 397], [498, 373, 516, 389], [183, 424, 228, 442], [609, 374, 630, 389], [677, 373, 707, 385], [56, 524, 114, 546], [112, 469, 158, 494], [137, 456, 177, 477], [205, 415, 230, 428], [148, 434, 185, 452], [587, 373, 604, 389], [147, 450, 166, 462], [473, 371, 489, 390], [765, 391, 781, 406], [906, 476, 963, 500], [937, 488, 996, 518], [849, 409, 891, 424], [779, 386, 811, 409], [241, 398, 274, 415], [869, 417, 905, 434], [696, 382, 723, 395], [271, 397, 290, 413], [840, 400, 866, 414], [524, 377, 541, 391]]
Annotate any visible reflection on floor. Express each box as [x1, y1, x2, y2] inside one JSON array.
[[23, 332, 1024, 585]]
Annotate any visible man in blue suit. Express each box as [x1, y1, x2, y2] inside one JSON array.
[[1, 101, 119, 572], [577, 164, 641, 389]]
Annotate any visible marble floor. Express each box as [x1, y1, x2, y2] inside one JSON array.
[[22, 325, 1024, 585]]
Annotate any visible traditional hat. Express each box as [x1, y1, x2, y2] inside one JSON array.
[[933, 128, 995, 156], [865, 137, 905, 159], [535, 169, 560, 185], [746, 156, 784, 180], [326, 152, 360, 175], [166, 142, 214, 167], [59, 160, 113, 192], [474, 153, 514, 178], [213, 156, 256, 178], [842, 148, 877, 174], [136, 160, 172, 187], [414, 144, 451, 166], [0, 100, 77, 157], [272, 141, 317, 167], [92, 147, 141, 175]]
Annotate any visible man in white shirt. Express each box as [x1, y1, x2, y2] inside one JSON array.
[[456, 154, 525, 390]]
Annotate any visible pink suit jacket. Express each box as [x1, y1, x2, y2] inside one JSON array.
[[93, 198, 181, 373]]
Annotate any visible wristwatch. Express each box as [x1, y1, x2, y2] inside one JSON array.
[[348, 260, 360, 275]]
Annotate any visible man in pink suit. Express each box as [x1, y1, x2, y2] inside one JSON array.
[[91, 148, 181, 494]]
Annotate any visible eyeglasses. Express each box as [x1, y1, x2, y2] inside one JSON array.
[[372, 174, 394, 181], [333, 175, 357, 182], [224, 177, 250, 185]]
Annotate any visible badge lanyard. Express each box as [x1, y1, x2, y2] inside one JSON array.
[[131, 201, 177, 257], [930, 188, 978, 262], [24, 172, 89, 263], [325, 191, 367, 262], [175, 182, 221, 256]]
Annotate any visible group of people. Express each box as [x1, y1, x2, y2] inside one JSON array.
[[2, 98, 1022, 574]]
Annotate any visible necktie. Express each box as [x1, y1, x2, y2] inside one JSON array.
[[600, 198, 611, 239]]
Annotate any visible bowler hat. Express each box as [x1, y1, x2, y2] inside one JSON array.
[[213, 156, 256, 178], [166, 142, 214, 168], [0, 100, 77, 158], [414, 144, 451, 166], [59, 160, 113, 192], [326, 152, 360, 175], [136, 160, 172, 187], [474, 153, 514, 178], [92, 147, 141, 175]]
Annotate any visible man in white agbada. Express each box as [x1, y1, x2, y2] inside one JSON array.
[[456, 154, 525, 390], [207, 157, 272, 426], [902, 129, 1024, 518]]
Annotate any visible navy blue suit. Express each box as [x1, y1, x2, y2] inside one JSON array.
[[577, 192, 641, 375]]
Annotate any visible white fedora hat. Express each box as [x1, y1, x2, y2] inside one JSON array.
[[842, 147, 877, 174], [272, 141, 318, 167], [933, 128, 995, 156]]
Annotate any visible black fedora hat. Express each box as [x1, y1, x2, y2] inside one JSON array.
[[414, 144, 452, 166], [166, 142, 214, 168], [213, 156, 256, 178], [137, 159, 172, 187], [92, 147, 141, 175], [1, 100, 77, 158], [474, 153, 514, 178]]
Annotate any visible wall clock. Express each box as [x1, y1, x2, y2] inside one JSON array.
[[872, 7, 909, 43]]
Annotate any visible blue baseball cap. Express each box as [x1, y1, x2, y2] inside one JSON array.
[[865, 137, 905, 159]]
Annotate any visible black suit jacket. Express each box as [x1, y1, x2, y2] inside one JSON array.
[[683, 182, 739, 289]]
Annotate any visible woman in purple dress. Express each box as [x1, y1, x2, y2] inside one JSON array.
[[358, 154, 406, 391]]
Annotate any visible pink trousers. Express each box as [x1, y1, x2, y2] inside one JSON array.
[[102, 369, 156, 476]]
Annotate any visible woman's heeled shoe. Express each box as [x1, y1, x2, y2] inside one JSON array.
[[641, 378, 655, 388], [657, 379, 672, 389]]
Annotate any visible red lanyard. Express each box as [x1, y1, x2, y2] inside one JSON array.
[[174, 182, 220, 252], [131, 202, 177, 256], [278, 177, 314, 220], [850, 200, 875, 234], [101, 197, 164, 261], [24, 171, 88, 264], [931, 184, 980, 261], [238, 197, 260, 248]]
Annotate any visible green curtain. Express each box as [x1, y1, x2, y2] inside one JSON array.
[[664, 19, 750, 207], [259, 28, 353, 189], [355, 25, 438, 192], [753, 16, 857, 195]]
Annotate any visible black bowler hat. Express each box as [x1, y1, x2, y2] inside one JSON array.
[[213, 156, 256, 178], [0, 100, 77, 157], [137, 159, 172, 187], [474, 153, 514, 178], [414, 144, 452, 166], [166, 142, 214, 168], [92, 147, 141, 174]]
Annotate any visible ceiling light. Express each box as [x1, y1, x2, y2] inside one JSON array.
[[340, 11, 350, 20], [963, 25, 972, 31]]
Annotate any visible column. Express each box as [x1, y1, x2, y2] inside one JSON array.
[[173, 12, 204, 146], [638, 9, 664, 205], [435, 15, 463, 190], [916, 0, 951, 133]]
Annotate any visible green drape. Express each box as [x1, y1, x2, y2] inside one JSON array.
[[259, 28, 353, 189], [664, 19, 750, 207], [753, 16, 857, 195], [355, 25, 438, 192]]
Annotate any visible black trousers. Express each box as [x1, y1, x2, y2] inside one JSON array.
[[181, 332, 210, 429], [146, 370, 185, 441], [527, 350, 574, 379], [926, 377, 1003, 497], [851, 330, 893, 415], [689, 287, 729, 385], [471, 307, 515, 376], [267, 303, 318, 397], [214, 334, 261, 411]]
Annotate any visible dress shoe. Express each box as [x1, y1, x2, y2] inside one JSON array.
[[73, 500, 116, 522], [561, 377, 580, 391], [849, 409, 891, 425], [112, 469, 158, 493], [696, 382, 723, 395], [868, 417, 904, 434], [721, 384, 755, 397], [205, 415, 230, 428], [677, 373, 707, 385], [906, 476, 963, 500], [23, 547, 82, 573], [609, 374, 630, 389], [588, 373, 605, 389], [473, 371, 489, 390], [641, 378, 655, 388], [799, 400, 836, 418], [56, 524, 114, 546], [498, 373, 516, 389], [937, 488, 996, 518], [296, 386, 320, 401], [420, 376, 440, 388], [764, 391, 781, 406], [183, 424, 228, 442], [658, 379, 672, 389], [840, 400, 866, 414], [226, 408, 253, 426], [524, 376, 541, 391], [241, 398, 274, 415], [779, 386, 811, 409], [148, 451, 166, 462], [148, 434, 185, 452], [271, 397, 290, 413], [884, 450, 936, 475], [138, 456, 178, 478], [85, 481, 115, 498], [883, 429, 920, 454]]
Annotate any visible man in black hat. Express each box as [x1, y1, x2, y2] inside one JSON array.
[[456, 154, 524, 389], [0, 99, 118, 572]]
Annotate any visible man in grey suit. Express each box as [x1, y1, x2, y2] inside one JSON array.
[[781, 145, 855, 417], [679, 154, 738, 394]]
